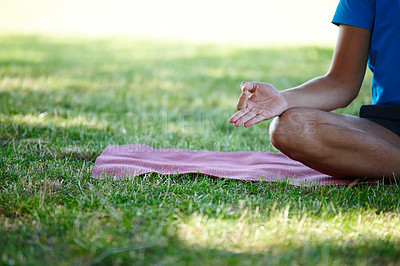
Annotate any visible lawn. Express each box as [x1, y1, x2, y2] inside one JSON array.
[[1, 35, 400, 265]]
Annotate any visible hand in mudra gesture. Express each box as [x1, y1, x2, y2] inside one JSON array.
[[229, 82, 288, 127]]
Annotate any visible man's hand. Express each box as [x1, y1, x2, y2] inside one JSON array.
[[228, 82, 288, 127]]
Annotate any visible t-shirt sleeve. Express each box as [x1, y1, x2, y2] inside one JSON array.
[[332, 0, 374, 30]]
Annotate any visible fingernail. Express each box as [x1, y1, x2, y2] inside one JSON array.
[[240, 82, 246, 91], [243, 91, 249, 95]]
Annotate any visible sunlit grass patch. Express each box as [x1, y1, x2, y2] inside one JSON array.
[[176, 209, 400, 254], [1, 113, 107, 130]]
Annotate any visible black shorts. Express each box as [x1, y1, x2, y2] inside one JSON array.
[[359, 105, 400, 136]]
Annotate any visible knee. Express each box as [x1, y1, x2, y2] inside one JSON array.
[[269, 108, 318, 157]]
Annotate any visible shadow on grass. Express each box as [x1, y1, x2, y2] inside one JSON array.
[[0, 119, 115, 148], [92, 235, 400, 265], [1, 228, 398, 265]]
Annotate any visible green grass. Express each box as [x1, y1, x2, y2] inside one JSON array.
[[2, 35, 400, 265]]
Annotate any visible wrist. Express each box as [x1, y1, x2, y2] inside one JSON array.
[[279, 90, 292, 111]]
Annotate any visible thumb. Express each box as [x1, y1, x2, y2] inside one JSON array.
[[241, 81, 258, 94]]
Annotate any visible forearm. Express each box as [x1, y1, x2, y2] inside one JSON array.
[[280, 74, 361, 112]]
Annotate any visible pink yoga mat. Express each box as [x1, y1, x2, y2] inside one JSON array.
[[92, 144, 376, 186]]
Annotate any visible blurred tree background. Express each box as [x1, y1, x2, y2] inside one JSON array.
[[0, 0, 339, 45]]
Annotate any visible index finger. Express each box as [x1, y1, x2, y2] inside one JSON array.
[[236, 91, 249, 110]]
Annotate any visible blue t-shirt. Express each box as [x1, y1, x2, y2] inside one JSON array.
[[332, 0, 400, 105]]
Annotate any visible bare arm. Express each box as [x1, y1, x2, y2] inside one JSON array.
[[229, 25, 371, 127], [282, 24, 371, 111]]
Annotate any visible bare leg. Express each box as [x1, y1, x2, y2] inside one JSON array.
[[269, 107, 400, 179]]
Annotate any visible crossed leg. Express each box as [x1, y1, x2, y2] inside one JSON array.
[[269, 107, 400, 179]]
